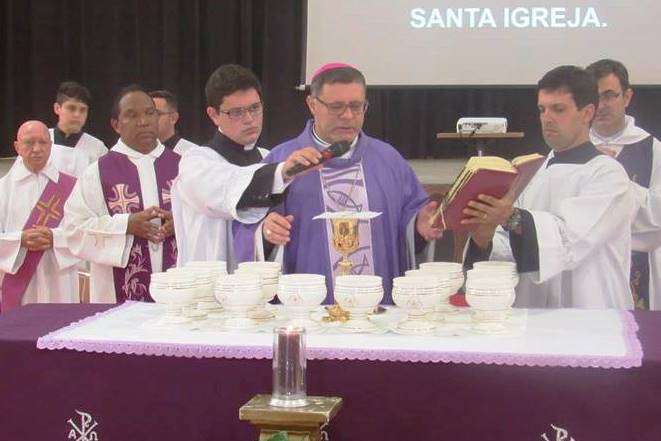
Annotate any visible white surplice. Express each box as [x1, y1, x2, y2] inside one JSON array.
[[63, 140, 168, 303], [173, 137, 198, 156], [488, 153, 635, 309], [171, 145, 283, 269], [48, 129, 108, 167], [0, 158, 80, 305], [591, 115, 661, 310]]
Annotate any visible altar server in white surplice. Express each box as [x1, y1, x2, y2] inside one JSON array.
[[587, 59, 661, 311], [149, 90, 198, 156], [63, 85, 181, 304], [49, 81, 108, 167], [463, 66, 635, 309], [171, 64, 321, 269], [0, 121, 79, 312]]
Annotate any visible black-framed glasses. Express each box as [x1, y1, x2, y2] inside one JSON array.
[[218, 102, 264, 120], [314, 96, 369, 116], [598, 91, 622, 102]]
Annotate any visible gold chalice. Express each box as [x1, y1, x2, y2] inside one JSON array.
[[330, 217, 360, 276]]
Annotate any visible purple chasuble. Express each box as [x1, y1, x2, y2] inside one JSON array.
[[233, 120, 429, 304], [1, 172, 76, 312], [98, 150, 180, 303]]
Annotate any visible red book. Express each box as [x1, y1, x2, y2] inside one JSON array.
[[430, 154, 545, 232]]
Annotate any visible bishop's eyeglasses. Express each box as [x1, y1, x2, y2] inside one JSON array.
[[314, 97, 369, 116]]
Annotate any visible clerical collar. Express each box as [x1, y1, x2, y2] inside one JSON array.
[[206, 131, 262, 166], [547, 141, 602, 167], [311, 125, 358, 158], [113, 139, 165, 159], [590, 115, 651, 146], [162, 132, 181, 151], [53, 126, 83, 148], [13, 157, 59, 183]]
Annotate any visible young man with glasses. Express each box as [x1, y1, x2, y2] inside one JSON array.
[[234, 63, 443, 304], [149, 90, 198, 156], [587, 59, 661, 310], [171, 65, 322, 268]]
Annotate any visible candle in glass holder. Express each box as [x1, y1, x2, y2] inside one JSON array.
[[270, 326, 307, 407]]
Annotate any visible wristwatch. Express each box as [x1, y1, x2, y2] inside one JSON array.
[[503, 207, 522, 233]]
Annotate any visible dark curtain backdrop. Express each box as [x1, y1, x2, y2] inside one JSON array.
[[2, 0, 661, 159]]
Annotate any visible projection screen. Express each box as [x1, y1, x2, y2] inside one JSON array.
[[304, 0, 661, 86]]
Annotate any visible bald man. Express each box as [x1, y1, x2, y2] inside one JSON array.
[[0, 121, 80, 311]]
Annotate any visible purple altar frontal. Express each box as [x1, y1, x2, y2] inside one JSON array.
[[1, 304, 660, 440]]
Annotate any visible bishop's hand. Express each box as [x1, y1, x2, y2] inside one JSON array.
[[263, 212, 294, 246], [415, 200, 444, 241]]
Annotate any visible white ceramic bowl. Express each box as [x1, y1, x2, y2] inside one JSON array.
[[334, 286, 383, 313]]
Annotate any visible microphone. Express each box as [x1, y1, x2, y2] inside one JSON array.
[[284, 141, 351, 178]]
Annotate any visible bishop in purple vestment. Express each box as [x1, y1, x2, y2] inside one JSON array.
[[234, 64, 443, 303]]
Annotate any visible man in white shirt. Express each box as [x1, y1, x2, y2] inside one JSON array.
[[49, 81, 108, 167], [587, 59, 661, 310], [1, 120, 79, 311], [463, 66, 634, 309], [149, 90, 198, 156]]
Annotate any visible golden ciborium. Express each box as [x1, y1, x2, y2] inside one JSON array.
[[330, 217, 360, 276]]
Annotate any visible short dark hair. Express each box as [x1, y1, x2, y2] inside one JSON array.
[[309, 66, 366, 97], [205, 64, 262, 109], [111, 84, 151, 120], [585, 59, 631, 91], [56, 81, 92, 106], [537, 65, 598, 110], [149, 90, 178, 111]]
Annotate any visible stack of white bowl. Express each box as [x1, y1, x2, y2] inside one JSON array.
[[167, 267, 215, 318], [419, 262, 465, 297], [472, 261, 519, 287], [277, 274, 327, 330], [234, 261, 281, 320], [213, 273, 263, 329], [405, 269, 455, 317], [334, 275, 384, 333], [465, 262, 517, 333], [392, 276, 441, 334], [149, 272, 197, 325], [185, 261, 229, 314]]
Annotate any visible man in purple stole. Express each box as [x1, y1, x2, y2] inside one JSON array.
[[64, 85, 179, 303], [234, 64, 443, 303], [0, 121, 80, 311], [587, 59, 661, 310]]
